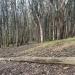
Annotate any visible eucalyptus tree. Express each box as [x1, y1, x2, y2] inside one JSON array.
[[28, 0, 44, 42], [0, 0, 75, 48]]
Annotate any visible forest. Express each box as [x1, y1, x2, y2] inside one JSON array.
[[0, 0, 75, 74], [0, 0, 75, 47]]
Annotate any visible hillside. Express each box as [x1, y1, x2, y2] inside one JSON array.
[[0, 37, 75, 57], [0, 38, 75, 74]]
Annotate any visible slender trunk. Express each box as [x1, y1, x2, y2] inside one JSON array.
[[36, 15, 44, 43], [39, 24, 43, 43], [53, 19, 55, 40]]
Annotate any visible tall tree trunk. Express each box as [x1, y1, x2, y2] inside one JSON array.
[[53, 19, 55, 40], [39, 24, 43, 43], [36, 15, 44, 43]]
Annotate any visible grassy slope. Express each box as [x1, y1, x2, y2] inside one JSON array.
[[15, 37, 75, 57]]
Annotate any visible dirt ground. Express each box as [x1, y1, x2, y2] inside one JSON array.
[[0, 38, 75, 75], [0, 62, 75, 75]]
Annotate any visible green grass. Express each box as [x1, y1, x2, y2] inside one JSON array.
[[44, 37, 75, 45]]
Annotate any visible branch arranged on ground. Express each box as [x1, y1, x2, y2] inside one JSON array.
[[0, 56, 75, 65]]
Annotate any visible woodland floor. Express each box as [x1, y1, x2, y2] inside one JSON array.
[[0, 38, 75, 75]]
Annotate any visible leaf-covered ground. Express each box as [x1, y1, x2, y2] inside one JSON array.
[[0, 37, 75, 57], [0, 37, 75, 75]]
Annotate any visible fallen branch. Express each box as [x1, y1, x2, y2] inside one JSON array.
[[0, 56, 75, 65]]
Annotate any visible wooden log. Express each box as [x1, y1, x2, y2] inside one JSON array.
[[0, 56, 75, 65]]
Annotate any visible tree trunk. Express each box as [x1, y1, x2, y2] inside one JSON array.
[[1, 56, 75, 65], [53, 19, 55, 40], [36, 15, 44, 43], [39, 24, 43, 43]]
